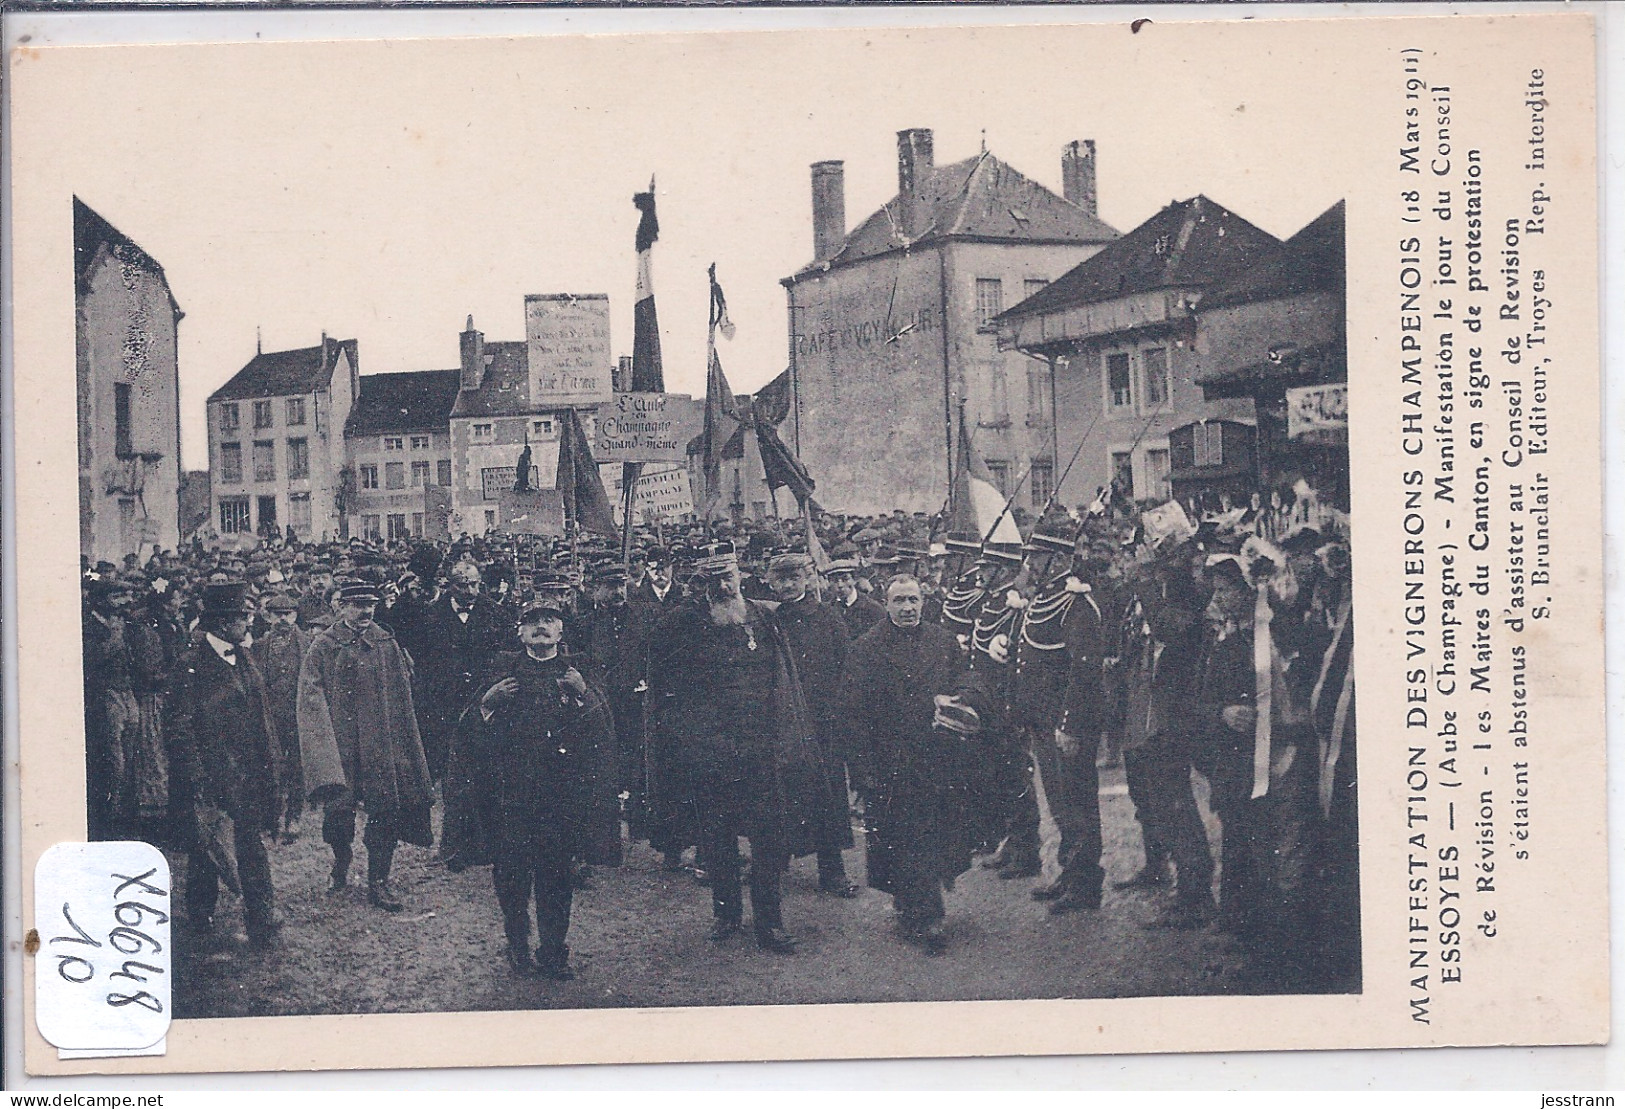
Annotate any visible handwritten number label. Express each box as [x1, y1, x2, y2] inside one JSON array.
[[35, 842, 172, 1052]]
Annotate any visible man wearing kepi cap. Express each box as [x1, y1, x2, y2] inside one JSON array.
[[645, 542, 832, 953], [298, 580, 434, 912], [464, 597, 621, 978]]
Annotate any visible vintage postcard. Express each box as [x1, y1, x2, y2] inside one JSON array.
[[5, 9, 1605, 1075]]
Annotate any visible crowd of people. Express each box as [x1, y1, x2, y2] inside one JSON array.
[[81, 491, 1358, 993]]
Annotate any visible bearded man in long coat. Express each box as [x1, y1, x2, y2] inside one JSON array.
[[842, 575, 997, 955], [644, 544, 831, 954], [298, 580, 433, 912]]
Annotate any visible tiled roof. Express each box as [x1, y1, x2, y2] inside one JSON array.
[[209, 337, 357, 402], [345, 369, 461, 436], [1196, 200, 1344, 311], [73, 197, 182, 316], [448, 342, 532, 418], [787, 153, 1117, 281], [996, 196, 1281, 320]]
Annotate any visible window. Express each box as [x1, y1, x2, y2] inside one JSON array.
[[437, 459, 453, 486], [410, 434, 430, 450], [1107, 352, 1133, 410], [986, 459, 1010, 495], [975, 278, 1004, 329], [1193, 422, 1225, 468], [287, 437, 309, 480], [286, 398, 306, 426], [112, 382, 135, 458], [253, 400, 273, 429], [219, 497, 250, 533], [253, 440, 276, 482], [387, 514, 409, 540], [1111, 450, 1135, 499], [257, 495, 278, 535], [385, 461, 405, 490], [362, 514, 382, 540], [289, 492, 312, 532], [989, 368, 1009, 419], [410, 460, 431, 488], [531, 418, 555, 438], [1026, 363, 1052, 423], [1024, 278, 1049, 300], [411, 512, 425, 537], [1030, 460, 1055, 506], [1142, 348, 1170, 409], [220, 403, 240, 432], [1145, 448, 1171, 501], [484, 509, 496, 528], [471, 423, 494, 444], [220, 442, 242, 484], [383, 436, 404, 451], [359, 463, 379, 490]]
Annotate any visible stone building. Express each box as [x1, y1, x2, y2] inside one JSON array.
[[206, 335, 358, 543], [344, 368, 461, 541], [75, 198, 184, 563], [780, 129, 1118, 515], [994, 195, 1281, 508]]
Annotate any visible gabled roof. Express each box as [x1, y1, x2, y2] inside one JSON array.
[[345, 369, 461, 436], [209, 337, 357, 403], [786, 153, 1118, 282], [1196, 200, 1345, 311], [448, 342, 531, 419], [996, 195, 1281, 320], [74, 197, 182, 317]]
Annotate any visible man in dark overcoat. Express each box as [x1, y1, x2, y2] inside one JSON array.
[[409, 559, 514, 786], [581, 563, 657, 838], [644, 544, 831, 953], [253, 591, 310, 843], [169, 582, 282, 947], [842, 575, 996, 954], [298, 580, 434, 911], [765, 551, 857, 897], [825, 559, 885, 638], [464, 597, 621, 978]]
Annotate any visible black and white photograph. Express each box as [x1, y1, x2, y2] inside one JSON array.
[[10, 10, 1607, 1075], [66, 23, 1357, 1022]]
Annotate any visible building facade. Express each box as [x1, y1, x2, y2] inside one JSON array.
[[344, 369, 461, 541], [995, 195, 1280, 509], [781, 130, 1118, 515], [205, 336, 358, 543], [75, 198, 184, 563]]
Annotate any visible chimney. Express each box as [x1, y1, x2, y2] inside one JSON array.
[[616, 355, 634, 392], [896, 128, 934, 237], [1062, 139, 1098, 218], [811, 160, 846, 263], [460, 315, 485, 392]]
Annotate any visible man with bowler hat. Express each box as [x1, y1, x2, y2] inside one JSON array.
[[169, 582, 282, 947]]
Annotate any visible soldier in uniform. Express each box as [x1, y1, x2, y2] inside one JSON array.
[[1004, 528, 1109, 913], [938, 539, 988, 645], [253, 591, 311, 843], [582, 562, 656, 839], [298, 580, 434, 912], [966, 543, 1033, 877], [467, 596, 621, 978]]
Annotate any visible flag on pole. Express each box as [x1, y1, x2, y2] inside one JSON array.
[[556, 407, 618, 537], [700, 264, 741, 519], [756, 419, 815, 506], [946, 415, 1021, 545], [630, 179, 664, 393]]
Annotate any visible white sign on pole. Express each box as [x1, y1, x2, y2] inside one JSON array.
[[525, 294, 612, 407], [595, 392, 689, 462]]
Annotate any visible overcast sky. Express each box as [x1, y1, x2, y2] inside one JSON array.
[[20, 16, 1355, 470]]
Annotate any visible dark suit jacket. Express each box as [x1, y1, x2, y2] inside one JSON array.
[[169, 639, 282, 833]]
